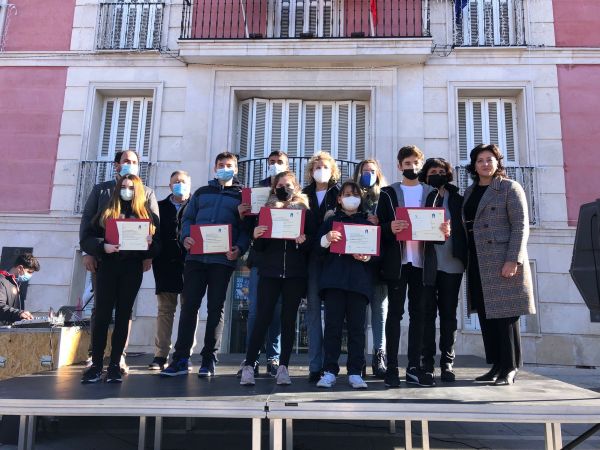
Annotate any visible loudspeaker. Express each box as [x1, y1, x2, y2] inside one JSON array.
[[570, 199, 600, 322]]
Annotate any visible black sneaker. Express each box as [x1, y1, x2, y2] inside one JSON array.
[[148, 357, 167, 371], [267, 360, 279, 377], [81, 365, 103, 384], [198, 356, 216, 378], [372, 350, 387, 379], [384, 367, 401, 388], [237, 360, 259, 378], [406, 367, 435, 387], [405, 367, 421, 385], [441, 365, 456, 382], [308, 370, 323, 383], [106, 363, 122, 383]]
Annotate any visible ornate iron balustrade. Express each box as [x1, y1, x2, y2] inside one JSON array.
[[97, 1, 164, 50]]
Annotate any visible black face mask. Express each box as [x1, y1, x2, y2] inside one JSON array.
[[427, 174, 448, 189], [275, 186, 292, 201], [402, 169, 419, 180]]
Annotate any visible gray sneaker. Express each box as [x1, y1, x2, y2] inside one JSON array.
[[240, 365, 256, 386], [275, 365, 291, 385]]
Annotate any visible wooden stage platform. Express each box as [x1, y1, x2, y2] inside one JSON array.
[[0, 354, 599, 450]]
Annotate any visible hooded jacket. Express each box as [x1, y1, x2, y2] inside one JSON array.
[[0, 272, 22, 324]]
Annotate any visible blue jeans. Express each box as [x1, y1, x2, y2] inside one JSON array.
[[369, 283, 388, 352], [247, 266, 281, 362], [306, 254, 324, 372]]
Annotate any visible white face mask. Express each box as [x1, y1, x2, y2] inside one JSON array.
[[268, 163, 286, 178], [120, 188, 134, 201], [341, 196, 361, 211], [313, 168, 331, 184]]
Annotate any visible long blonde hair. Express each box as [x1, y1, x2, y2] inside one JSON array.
[[98, 174, 156, 235], [304, 151, 341, 186]]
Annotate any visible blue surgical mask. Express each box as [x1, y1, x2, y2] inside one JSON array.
[[172, 183, 190, 198], [359, 172, 376, 188], [119, 163, 139, 177], [120, 188, 134, 201], [17, 272, 32, 283], [216, 168, 235, 182]]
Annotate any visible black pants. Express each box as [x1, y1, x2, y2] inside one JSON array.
[[245, 277, 306, 367], [386, 263, 425, 369], [421, 271, 463, 371], [173, 261, 234, 361], [477, 304, 522, 371], [92, 258, 143, 367], [322, 289, 368, 376]]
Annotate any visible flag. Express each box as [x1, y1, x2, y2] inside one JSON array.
[[370, 0, 377, 26], [455, 0, 469, 25]]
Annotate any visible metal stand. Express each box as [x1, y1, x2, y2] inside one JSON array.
[[138, 416, 146, 450], [154, 416, 162, 450]]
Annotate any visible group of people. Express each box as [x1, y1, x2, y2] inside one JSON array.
[[74, 143, 535, 388]]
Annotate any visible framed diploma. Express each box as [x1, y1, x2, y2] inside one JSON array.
[[258, 207, 306, 240], [395, 207, 446, 242], [241, 187, 271, 215], [189, 224, 232, 254], [105, 219, 150, 251], [330, 222, 380, 256]]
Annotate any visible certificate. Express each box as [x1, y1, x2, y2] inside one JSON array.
[[241, 187, 271, 215], [258, 207, 306, 240], [105, 219, 150, 251], [395, 207, 446, 241], [330, 222, 380, 256], [189, 224, 232, 254]]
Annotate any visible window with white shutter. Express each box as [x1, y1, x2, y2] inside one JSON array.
[[455, 0, 525, 47], [272, 0, 341, 38], [236, 98, 369, 186], [457, 97, 518, 165]]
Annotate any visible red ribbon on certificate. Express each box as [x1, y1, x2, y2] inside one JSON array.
[[258, 207, 306, 240], [395, 207, 446, 242], [105, 218, 150, 247], [330, 221, 381, 256], [189, 224, 232, 254]]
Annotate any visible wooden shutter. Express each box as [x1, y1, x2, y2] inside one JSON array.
[[286, 100, 302, 157], [303, 102, 318, 155], [280, 0, 291, 37], [457, 101, 468, 161], [270, 100, 285, 153], [142, 100, 153, 158], [471, 100, 483, 148], [320, 102, 334, 154], [353, 102, 368, 161], [308, 0, 318, 35], [238, 100, 252, 160], [294, 0, 305, 36], [321, 0, 333, 37], [251, 99, 268, 160], [336, 102, 351, 177], [487, 99, 500, 146], [503, 100, 517, 163]]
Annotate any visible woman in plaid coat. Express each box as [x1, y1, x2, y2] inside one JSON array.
[[463, 144, 535, 386]]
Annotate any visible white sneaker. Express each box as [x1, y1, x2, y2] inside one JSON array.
[[348, 374, 368, 389], [316, 371, 336, 388], [275, 365, 291, 385], [119, 354, 129, 374], [240, 365, 256, 386]]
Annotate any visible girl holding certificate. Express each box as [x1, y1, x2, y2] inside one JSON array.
[[80, 174, 160, 384], [316, 181, 377, 389], [240, 171, 314, 386], [353, 159, 389, 379]]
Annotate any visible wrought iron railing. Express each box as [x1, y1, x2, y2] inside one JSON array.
[[181, 0, 430, 40], [237, 156, 358, 188], [74, 161, 155, 214], [97, 1, 164, 50], [453, 0, 525, 47], [455, 165, 537, 225]]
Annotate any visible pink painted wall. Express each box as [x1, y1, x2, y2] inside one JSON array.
[[553, 0, 600, 47], [3, 0, 76, 51], [0, 67, 67, 214], [557, 65, 600, 225], [192, 0, 422, 38]]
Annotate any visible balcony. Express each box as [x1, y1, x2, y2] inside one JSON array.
[[96, 1, 164, 50], [178, 0, 433, 65], [75, 161, 155, 214], [238, 156, 358, 188], [455, 165, 537, 225], [453, 0, 525, 47]]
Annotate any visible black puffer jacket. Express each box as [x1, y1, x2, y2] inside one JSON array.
[[317, 210, 377, 302], [253, 193, 316, 279], [302, 181, 341, 226]]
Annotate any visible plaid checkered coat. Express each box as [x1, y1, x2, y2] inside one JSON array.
[[463, 177, 536, 319]]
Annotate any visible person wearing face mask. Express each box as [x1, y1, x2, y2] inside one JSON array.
[[80, 174, 160, 383], [79, 149, 159, 372], [237, 150, 289, 377], [239, 171, 315, 386], [147, 171, 193, 371], [162, 152, 250, 379], [316, 181, 376, 390], [418, 158, 467, 383], [301, 151, 341, 382], [352, 159, 389, 379], [377, 145, 450, 388], [0, 253, 40, 324]]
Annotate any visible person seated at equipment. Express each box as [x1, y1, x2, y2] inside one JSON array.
[[0, 253, 40, 324]]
